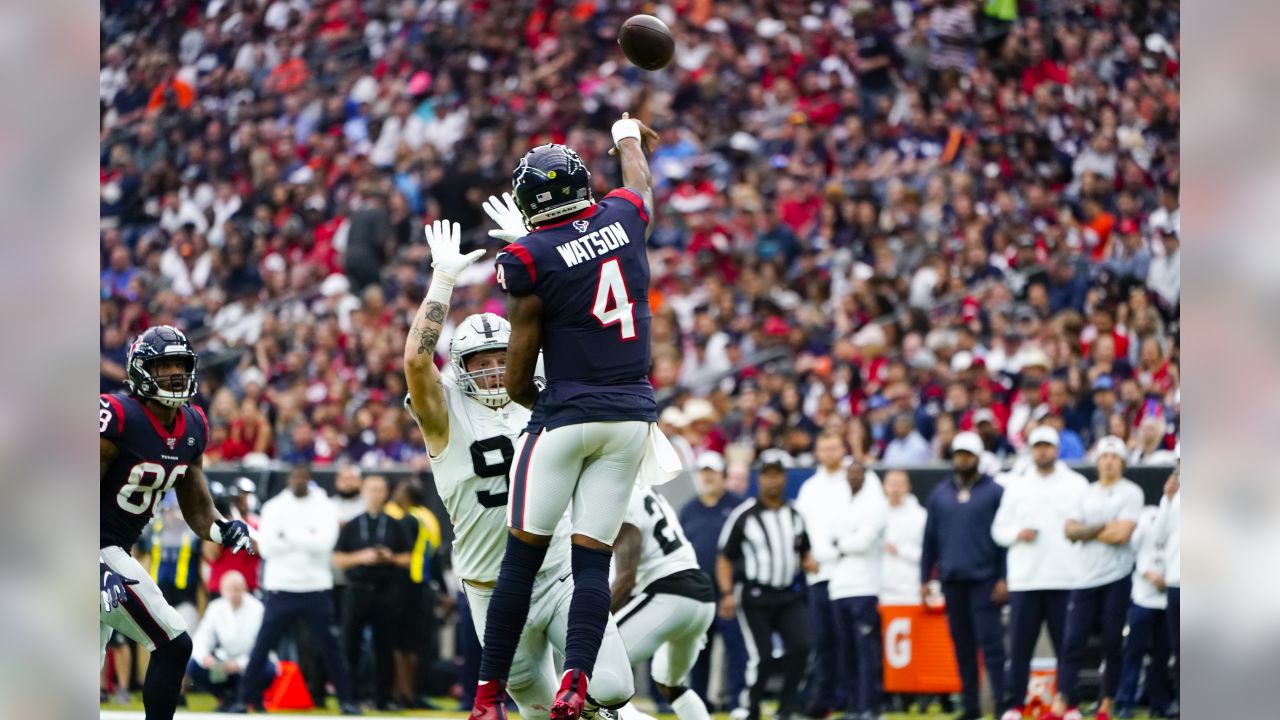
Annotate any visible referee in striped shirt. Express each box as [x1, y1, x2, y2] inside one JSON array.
[[716, 455, 816, 720]]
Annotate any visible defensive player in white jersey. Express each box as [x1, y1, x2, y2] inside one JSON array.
[[402, 220, 635, 720], [610, 486, 716, 720]]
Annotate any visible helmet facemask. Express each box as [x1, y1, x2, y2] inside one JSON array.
[[131, 354, 199, 408], [448, 313, 513, 408]]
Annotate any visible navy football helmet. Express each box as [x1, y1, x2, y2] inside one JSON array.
[[125, 325, 199, 408], [511, 144, 593, 227]]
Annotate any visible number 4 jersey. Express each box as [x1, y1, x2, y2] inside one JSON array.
[[404, 381, 569, 584], [100, 393, 209, 550], [494, 187, 657, 434]]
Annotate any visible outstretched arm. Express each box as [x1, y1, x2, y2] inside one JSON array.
[[405, 219, 485, 455], [611, 112, 659, 238], [504, 293, 543, 408]]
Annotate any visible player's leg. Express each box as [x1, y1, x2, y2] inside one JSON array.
[[339, 585, 367, 703], [736, 595, 776, 720], [467, 582, 558, 720], [1056, 586, 1100, 711], [649, 597, 716, 720], [615, 593, 670, 663], [100, 546, 191, 720], [478, 427, 584, 711], [803, 581, 840, 716], [941, 581, 980, 716], [562, 421, 649, 682], [1148, 607, 1173, 715], [544, 569, 635, 712]]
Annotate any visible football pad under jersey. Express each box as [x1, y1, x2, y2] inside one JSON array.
[[100, 393, 208, 550]]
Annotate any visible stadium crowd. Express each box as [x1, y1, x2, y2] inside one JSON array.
[[100, 0, 1180, 716], [100, 0, 1180, 476]]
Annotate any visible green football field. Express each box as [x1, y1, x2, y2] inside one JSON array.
[[100, 693, 1156, 718]]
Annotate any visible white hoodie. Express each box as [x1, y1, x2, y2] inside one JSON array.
[[1153, 489, 1180, 588], [991, 461, 1088, 591], [796, 466, 881, 584], [881, 495, 927, 605], [829, 484, 888, 601], [1130, 506, 1167, 610]]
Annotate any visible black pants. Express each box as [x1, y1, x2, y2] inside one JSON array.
[[1115, 603, 1171, 713], [738, 587, 810, 718], [804, 581, 842, 711], [689, 614, 748, 709], [1006, 590, 1068, 710], [238, 590, 352, 705], [832, 595, 882, 715], [1059, 576, 1132, 705], [342, 582, 399, 704], [942, 578, 1008, 716], [1167, 587, 1180, 703]]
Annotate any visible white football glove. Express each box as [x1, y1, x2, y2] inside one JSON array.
[[482, 192, 528, 242], [424, 219, 485, 304], [425, 219, 485, 278]]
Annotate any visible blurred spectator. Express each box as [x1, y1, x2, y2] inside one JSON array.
[[794, 432, 854, 717], [881, 470, 925, 605], [231, 466, 356, 714], [921, 432, 1009, 720], [829, 460, 888, 719], [991, 427, 1088, 718], [333, 474, 410, 711], [1130, 416, 1177, 465], [187, 571, 267, 712], [1116, 506, 1173, 717], [1054, 437, 1144, 718], [385, 477, 444, 709], [680, 452, 747, 711], [1153, 466, 1181, 713], [204, 478, 261, 599], [882, 413, 931, 465]]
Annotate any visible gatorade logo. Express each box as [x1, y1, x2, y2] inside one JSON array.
[[886, 617, 912, 669]]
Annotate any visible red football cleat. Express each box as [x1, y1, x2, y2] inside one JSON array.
[[470, 680, 509, 720], [551, 669, 589, 720]]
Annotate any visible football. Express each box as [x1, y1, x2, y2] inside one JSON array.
[[618, 14, 675, 71]]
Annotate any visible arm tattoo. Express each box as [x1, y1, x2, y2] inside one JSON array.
[[412, 301, 448, 357]]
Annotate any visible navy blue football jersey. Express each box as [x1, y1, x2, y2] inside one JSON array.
[[495, 188, 658, 432], [100, 393, 209, 549]]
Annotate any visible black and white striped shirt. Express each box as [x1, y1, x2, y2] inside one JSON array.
[[718, 498, 811, 590]]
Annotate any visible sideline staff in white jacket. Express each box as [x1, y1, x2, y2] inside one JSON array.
[[829, 461, 888, 718], [230, 467, 358, 713], [795, 431, 863, 714], [1052, 436, 1144, 719], [880, 470, 925, 606], [991, 426, 1087, 719], [1153, 461, 1180, 711], [1115, 506, 1172, 716]]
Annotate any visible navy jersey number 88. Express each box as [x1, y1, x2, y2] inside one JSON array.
[[495, 187, 657, 432]]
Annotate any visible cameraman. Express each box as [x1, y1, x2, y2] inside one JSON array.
[[333, 474, 411, 711]]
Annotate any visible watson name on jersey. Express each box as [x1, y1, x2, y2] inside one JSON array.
[[494, 186, 658, 433]]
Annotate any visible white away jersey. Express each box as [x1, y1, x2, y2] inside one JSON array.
[[405, 380, 569, 583], [624, 487, 700, 592]]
